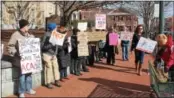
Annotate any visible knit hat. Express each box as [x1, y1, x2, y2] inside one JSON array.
[[19, 19, 29, 29], [47, 23, 57, 32]]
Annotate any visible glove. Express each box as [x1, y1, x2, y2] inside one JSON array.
[[164, 66, 169, 73]]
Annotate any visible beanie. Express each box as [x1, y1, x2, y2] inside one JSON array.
[[47, 23, 57, 32], [19, 19, 29, 29]]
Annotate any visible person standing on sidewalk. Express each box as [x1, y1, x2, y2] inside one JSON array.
[[57, 26, 70, 81], [70, 27, 79, 75], [8, 19, 36, 97], [121, 26, 130, 61], [41, 23, 61, 89], [131, 25, 145, 76], [104, 28, 118, 65]]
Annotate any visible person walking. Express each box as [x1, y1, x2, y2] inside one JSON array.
[[41, 23, 61, 89], [121, 26, 130, 61], [131, 25, 145, 76], [7, 19, 36, 97]]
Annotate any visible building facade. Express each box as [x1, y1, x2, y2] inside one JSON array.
[[79, 8, 138, 32], [165, 16, 174, 32]]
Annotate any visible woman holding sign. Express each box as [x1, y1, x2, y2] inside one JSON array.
[[131, 25, 145, 76], [8, 19, 36, 97]]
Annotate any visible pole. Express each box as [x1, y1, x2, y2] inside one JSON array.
[[159, 1, 164, 34]]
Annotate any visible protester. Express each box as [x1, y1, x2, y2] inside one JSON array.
[[156, 34, 174, 81], [131, 25, 145, 76], [98, 40, 106, 59], [104, 28, 118, 65], [8, 19, 36, 97], [71, 27, 80, 75], [41, 23, 61, 89], [57, 26, 70, 81], [121, 26, 130, 61], [87, 42, 96, 66]]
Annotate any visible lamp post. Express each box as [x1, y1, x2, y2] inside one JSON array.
[[159, 1, 164, 34]]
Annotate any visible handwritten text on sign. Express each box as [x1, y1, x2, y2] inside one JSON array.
[[78, 32, 89, 56], [49, 30, 66, 46], [95, 14, 106, 30], [18, 38, 42, 74], [120, 32, 133, 41], [136, 37, 157, 53]]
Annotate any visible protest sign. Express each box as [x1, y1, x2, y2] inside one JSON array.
[[120, 32, 134, 41], [1, 44, 4, 59], [109, 33, 119, 46], [136, 37, 157, 53], [49, 29, 66, 46], [18, 38, 42, 74], [95, 14, 106, 30], [78, 22, 88, 32], [77, 32, 89, 56], [88, 31, 106, 41]]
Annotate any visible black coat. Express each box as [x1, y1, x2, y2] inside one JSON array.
[[130, 33, 145, 51], [57, 37, 71, 69], [70, 35, 78, 58]]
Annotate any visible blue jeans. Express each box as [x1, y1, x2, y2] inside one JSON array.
[[60, 67, 67, 79], [122, 45, 129, 60], [18, 73, 32, 94]]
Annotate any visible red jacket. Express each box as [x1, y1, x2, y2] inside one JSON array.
[[161, 35, 174, 70]]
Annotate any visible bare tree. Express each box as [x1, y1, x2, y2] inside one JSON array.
[[53, 1, 118, 26], [2, 1, 31, 28]]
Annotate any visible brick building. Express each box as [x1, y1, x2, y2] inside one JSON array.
[[79, 8, 138, 32]]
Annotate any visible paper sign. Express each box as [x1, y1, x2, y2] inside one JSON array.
[[136, 37, 157, 53], [78, 22, 88, 32], [49, 29, 66, 46], [1, 44, 4, 59], [120, 32, 134, 41], [68, 37, 72, 53], [77, 32, 89, 56], [154, 4, 159, 17], [18, 38, 42, 74], [109, 33, 119, 46], [95, 14, 106, 30]]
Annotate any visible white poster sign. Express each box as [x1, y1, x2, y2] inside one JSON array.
[[78, 22, 88, 32], [120, 32, 134, 41], [154, 4, 159, 17], [95, 14, 106, 30], [49, 29, 67, 46], [136, 37, 157, 53], [78, 32, 89, 56], [18, 38, 42, 74]]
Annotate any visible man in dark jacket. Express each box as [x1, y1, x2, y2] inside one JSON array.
[[41, 23, 61, 89], [57, 26, 71, 81]]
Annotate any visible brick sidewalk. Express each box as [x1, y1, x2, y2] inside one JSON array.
[[9, 53, 154, 97]]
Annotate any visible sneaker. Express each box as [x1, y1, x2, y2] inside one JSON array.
[[19, 93, 25, 98], [27, 89, 36, 95], [46, 84, 53, 89]]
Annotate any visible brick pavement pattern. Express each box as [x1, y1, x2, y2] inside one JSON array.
[[8, 53, 154, 97]]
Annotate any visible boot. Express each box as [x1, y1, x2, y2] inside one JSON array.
[[55, 80, 61, 87]]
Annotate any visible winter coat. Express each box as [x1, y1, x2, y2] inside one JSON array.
[[8, 30, 34, 68], [57, 34, 71, 69], [41, 32, 58, 56], [131, 33, 145, 51], [70, 35, 78, 58], [160, 35, 174, 70]]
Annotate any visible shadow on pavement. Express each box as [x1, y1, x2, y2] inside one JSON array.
[[89, 65, 137, 75], [79, 78, 151, 97]]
